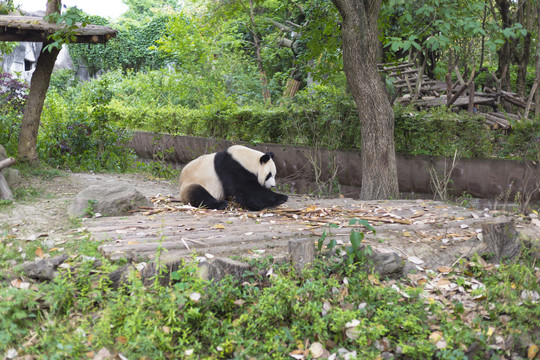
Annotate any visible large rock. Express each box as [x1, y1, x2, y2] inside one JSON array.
[[69, 184, 152, 218], [0, 144, 7, 160]]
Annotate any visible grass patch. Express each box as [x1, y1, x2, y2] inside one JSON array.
[[1, 240, 538, 359]]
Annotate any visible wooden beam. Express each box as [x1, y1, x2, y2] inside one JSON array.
[[0, 16, 117, 44]]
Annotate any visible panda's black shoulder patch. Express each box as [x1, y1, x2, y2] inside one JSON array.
[[213, 149, 288, 211], [214, 149, 258, 193]]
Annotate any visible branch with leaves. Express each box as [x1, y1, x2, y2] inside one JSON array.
[[43, 7, 89, 52]]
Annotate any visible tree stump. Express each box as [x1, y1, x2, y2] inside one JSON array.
[[0, 157, 16, 200], [288, 238, 315, 273], [481, 220, 521, 263]]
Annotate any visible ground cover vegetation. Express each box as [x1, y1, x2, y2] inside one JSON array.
[[1, 214, 539, 359], [1, 0, 540, 357]]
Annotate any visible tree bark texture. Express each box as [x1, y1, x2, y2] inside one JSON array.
[[495, 0, 512, 92], [17, 0, 61, 161], [330, 0, 399, 200], [17, 45, 60, 161], [515, 0, 533, 97]]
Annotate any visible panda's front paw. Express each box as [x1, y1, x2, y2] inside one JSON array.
[[216, 200, 228, 210], [274, 193, 288, 206]]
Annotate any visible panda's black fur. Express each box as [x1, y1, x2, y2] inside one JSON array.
[[179, 145, 288, 211]]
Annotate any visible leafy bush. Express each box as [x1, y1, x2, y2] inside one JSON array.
[[282, 84, 360, 149], [394, 105, 494, 158], [68, 13, 173, 75], [493, 118, 540, 161], [0, 73, 28, 156], [39, 76, 136, 172]]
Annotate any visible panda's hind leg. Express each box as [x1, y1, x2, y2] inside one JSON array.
[[182, 184, 228, 210]]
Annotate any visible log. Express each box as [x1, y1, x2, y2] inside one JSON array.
[[481, 221, 521, 263], [446, 83, 469, 107], [0, 157, 15, 170]]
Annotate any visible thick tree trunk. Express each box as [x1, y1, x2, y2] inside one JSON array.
[[331, 0, 399, 200], [17, 0, 61, 161], [17, 45, 60, 161]]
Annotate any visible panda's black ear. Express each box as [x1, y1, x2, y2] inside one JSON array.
[[260, 152, 274, 164]]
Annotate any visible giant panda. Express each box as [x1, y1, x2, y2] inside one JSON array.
[[179, 145, 288, 211]]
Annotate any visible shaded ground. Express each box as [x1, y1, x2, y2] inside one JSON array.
[[2, 172, 538, 270]]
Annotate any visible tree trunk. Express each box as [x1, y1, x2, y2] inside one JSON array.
[[17, 0, 61, 161], [331, 0, 399, 200], [495, 0, 512, 92], [249, 0, 271, 104], [515, 0, 533, 97]]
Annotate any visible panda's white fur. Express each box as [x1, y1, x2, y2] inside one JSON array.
[[179, 145, 287, 211]]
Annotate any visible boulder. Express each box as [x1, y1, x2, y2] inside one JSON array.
[[69, 184, 152, 218], [3, 168, 22, 189], [0, 145, 7, 160]]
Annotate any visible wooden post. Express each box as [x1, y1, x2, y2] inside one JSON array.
[[468, 81, 475, 113], [445, 73, 453, 105]]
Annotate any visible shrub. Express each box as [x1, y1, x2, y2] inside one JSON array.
[[0, 73, 28, 156], [394, 105, 493, 158], [39, 84, 136, 172]]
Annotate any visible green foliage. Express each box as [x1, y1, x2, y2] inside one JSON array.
[[0, 0, 18, 56], [394, 105, 493, 158], [43, 7, 89, 52], [380, 0, 524, 78], [492, 118, 540, 161], [0, 287, 40, 349], [68, 13, 172, 75], [317, 220, 376, 268], [1, 215, 539, 359], [0, 72, 28, 156], [282, 84, 359, 149], [39, 73, 136, 172]]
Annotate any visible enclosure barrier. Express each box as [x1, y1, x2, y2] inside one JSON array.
[[127, 131, 540, 201]]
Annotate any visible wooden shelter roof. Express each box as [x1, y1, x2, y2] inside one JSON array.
[[0, 15, 117, 43]]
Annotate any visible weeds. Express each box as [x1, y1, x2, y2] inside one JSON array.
[[429, 149, 459, 201]]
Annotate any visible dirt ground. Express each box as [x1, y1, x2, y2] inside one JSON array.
[[1, 172, 539, 270]]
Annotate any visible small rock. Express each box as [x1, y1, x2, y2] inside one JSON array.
[[309, 342, 325, 358], [93, 347, 113, 360], [21, 254, 68, 281], [521, 290, 539, 303], [196, 257, 253, 282]]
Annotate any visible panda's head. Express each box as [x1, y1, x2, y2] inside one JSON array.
[[258, 152, 277, 188], [228, 145, 278, 189]]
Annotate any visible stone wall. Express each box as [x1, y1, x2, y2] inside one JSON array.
[[128, 131, 540, 201]]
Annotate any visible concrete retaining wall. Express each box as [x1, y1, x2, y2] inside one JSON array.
[[128, 131, 540, 200]]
